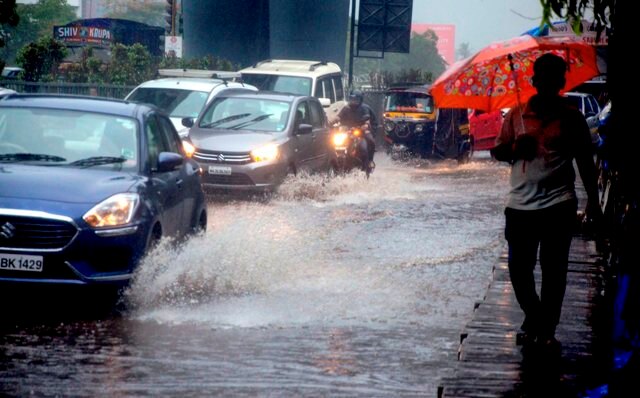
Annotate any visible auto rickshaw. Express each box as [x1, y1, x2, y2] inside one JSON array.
[[382, 83, 472, 162]]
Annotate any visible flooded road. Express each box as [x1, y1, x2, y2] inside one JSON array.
[[1, 152, 510, 397]]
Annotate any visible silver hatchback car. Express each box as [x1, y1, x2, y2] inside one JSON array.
[[183, 91, 332, 191]]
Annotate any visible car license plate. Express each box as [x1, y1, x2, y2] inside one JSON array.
[[208, 165, 232, 175], [0, 253, 44, 272]]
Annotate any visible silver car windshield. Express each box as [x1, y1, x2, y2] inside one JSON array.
[[0, 107, 138, 171], [127, 87, 209, 119], [199, 97, 291, 132]]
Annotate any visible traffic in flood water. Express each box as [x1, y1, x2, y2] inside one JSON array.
[[1, 152, 510, 397]]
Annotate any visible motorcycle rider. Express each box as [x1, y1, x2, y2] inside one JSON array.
[[337, 90, 377, 169]]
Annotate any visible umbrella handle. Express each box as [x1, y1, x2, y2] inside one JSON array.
[[508, 53, 527, 137]]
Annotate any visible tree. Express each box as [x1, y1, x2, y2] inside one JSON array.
[[352, 30, 446, 89], [107, 43, 155, 86], [0, 0, 75, 65], [103, 0, 165, 27], [0, 0, 19, 71], [15, 36, 67, 82], [456, 42, 472, 61]]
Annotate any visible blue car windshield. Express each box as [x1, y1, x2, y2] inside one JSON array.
[[0, 107, 138, 171], [199, 97, 291, 132]]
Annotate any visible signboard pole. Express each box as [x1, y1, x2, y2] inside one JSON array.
[[348, 0, 357, 89]]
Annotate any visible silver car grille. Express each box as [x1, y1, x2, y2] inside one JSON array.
[[194, 150, 252, 164]]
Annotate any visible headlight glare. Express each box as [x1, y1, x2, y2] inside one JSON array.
[[182, 140, 196, 158], [83, 193, 140, 228], [332, 132, 349, 147], [251, 144, 279, 162]]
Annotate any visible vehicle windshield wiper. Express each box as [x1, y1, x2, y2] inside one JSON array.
[[0, 153, 67, 162], [229, 114, 273, 130], [200, 113, 251, 128], [69, 156, 127, 167]]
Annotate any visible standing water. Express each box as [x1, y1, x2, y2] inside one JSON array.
[[1, 152, 510, 397]]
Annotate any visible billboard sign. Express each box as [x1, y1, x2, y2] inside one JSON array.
[[412, 24, 456, 66], [54, 25, 112, 47], [165, 35, 183, 58]]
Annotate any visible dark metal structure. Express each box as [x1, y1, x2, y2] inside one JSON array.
[[182, 0, 349, 69]]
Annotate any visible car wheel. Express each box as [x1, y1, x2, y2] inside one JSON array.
[[287, 163, 297, 177], [192, 208, 207, 234], [147, 222, 162, 251]]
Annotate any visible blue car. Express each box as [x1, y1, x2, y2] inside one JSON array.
[[0, 94, 207, 292]]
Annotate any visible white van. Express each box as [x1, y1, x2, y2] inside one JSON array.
[[239, 60, 345, 107]]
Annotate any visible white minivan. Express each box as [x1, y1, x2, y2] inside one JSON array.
[[239, 60, 345, 107]]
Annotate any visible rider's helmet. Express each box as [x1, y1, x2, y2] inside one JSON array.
[[348, 90, 364, 108]]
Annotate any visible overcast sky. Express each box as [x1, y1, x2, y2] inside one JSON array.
[[412, 0, 545, 53]]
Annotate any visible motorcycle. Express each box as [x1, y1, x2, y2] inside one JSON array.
[[330, 116, 374, 178]]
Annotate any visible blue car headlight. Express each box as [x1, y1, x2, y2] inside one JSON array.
[[83, 193, 140, 228]]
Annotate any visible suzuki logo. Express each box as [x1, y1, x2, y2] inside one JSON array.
[[0, 222, 16, 239], [218, 154, 225, 162]]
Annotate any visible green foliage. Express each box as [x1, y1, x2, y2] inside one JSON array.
[[15, 37, 67, 82], [107, 43, 155, 86], [0, 0, 20, 49], [158, 53, 239, 71], [352, 30, 446, 89], [59, 47, 106, 83], [456, 42, 472, 61], [0, 0, 75, 64], [539, 0, 614, 34]]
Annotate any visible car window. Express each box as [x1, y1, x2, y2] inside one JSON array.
[[308, 100, 325, 128], [564, 95, 582, 113], [157, 115, 182, 154], [128, 87, 209, 119], [333, 76, 344, 102], [145, 115, 165, 170], [295, 102, 310, 128], [320, 78, 335, 103], [588, 96, 600, 114], [584, 96, 595, 115], [314, 80, 324, 99]]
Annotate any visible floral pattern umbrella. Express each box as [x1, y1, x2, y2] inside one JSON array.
[[430, 35, 600, 112]]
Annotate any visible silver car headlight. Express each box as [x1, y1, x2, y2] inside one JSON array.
[[251, 143, 279, 162], [83, 193, 140, 228]]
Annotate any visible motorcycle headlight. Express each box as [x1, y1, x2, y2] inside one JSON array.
[[182, 140, 196, 158], [415, 124, 424, 133], [332, 132, 349, 147], [384, 121, 395, 132], [83, 193, 140, 228], [251, 143, 279, 162]]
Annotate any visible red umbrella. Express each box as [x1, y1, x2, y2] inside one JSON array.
[[430, 35, 600, 112]]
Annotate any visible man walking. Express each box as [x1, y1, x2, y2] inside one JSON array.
[[490, 53, 602, 352]]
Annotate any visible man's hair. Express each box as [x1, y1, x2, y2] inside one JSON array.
[[532, 53, 567, 91], [533, 53, 567, 78]]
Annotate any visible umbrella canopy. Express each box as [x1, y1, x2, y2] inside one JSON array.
[[430, 35, 600, 112]]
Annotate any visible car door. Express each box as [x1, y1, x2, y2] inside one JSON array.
[[157, 114, 200, 235], [308, 99, 331, 169], [291, 100, 315, 172], [145, 113, 183, 237]]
